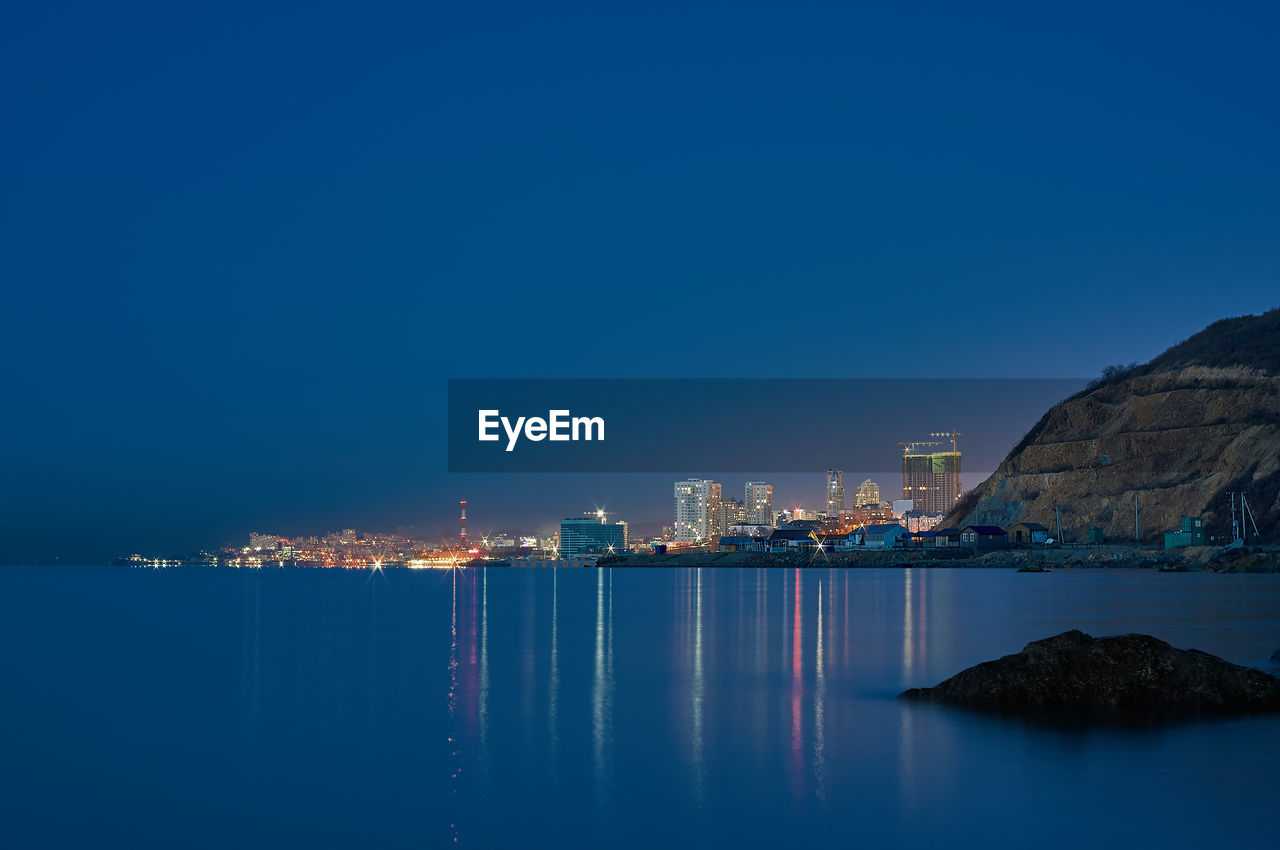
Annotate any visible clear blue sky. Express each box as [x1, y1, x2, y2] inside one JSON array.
[[3, 1, 1278, 562]]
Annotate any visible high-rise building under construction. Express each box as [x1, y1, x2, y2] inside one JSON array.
[[901, 440, 962, 515]]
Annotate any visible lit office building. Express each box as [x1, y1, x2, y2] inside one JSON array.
[[560, 513, 627, 557]]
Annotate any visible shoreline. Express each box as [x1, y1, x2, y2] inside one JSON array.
[[82, 542, 1279, 572], [585, 543, 1280, 572]]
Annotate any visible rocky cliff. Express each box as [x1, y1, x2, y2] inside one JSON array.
[[948, 309, 1280, 542]]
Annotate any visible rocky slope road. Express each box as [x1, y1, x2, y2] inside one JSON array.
[[948, 308, 1280, 543]]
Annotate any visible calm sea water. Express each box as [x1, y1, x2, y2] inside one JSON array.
[[2, 566, 1277, 849]]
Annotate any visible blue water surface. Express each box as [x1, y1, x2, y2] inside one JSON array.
[[2, 566, 1276, 848]]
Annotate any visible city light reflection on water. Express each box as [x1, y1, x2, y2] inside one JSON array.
[[1, 566, 1278, 849]]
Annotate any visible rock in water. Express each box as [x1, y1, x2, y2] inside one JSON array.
[[901, 630, 1280, 715]]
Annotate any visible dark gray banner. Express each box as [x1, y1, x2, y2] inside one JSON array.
[[447, 378, 1085, 473]]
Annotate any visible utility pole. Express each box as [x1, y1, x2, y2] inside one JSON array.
[[1230, 492, 1239, 542], [1055, 504, 1063, 543], [1242, 493, 1259, 540]]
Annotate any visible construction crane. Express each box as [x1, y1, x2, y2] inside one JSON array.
[[930, 432, 963, 453], [898, 440, 942, 455]]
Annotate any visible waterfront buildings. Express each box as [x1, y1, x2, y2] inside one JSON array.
[[745, 481, 773, 526], [909, 527, 962, 548], [706, 484, 723, 542], [767, 528, 821, 553], [826, 469, 845, 517], [674, 478, 721, 542], [840, 522, 908, 550], [717, 535, 767, 553], [560, 513, 627, 557], [1007, 522, 1050, 544], [960, 525, 1007, 547], [851, 503, 895, 525], [713, 497, 747, 538], [854, 478, 881, 508], [904, 512, 945, 533], [248, 532, 279, 551], [1163, 516, 1205, 549]]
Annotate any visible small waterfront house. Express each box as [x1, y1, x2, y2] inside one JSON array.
[[960, 525, 1007, 548], [931, 527, 962, 548], [1007, 522, 1049, 545], [1163, 516, 1206, 549], [718, 535, 767, 553], [779, 519, 824, 532], [814, 536, 842, 553], [910, 527, 963, 549], [908, 529, 937, 548], [842, 522, 907, 550], [768, 528, 820, 553]]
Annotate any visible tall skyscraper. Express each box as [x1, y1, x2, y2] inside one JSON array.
[[826, 469, 845, 517], [745, 481, 773, 526], [854, 478, 881, 508], [706, 484, 722, 542], [901, 446, 962, 514], [674, 478, 721, 542]]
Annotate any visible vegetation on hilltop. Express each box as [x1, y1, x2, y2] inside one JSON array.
[[1143, 306, 1280, 375]]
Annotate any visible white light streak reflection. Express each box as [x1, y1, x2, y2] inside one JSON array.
[[592, 568, 614, 810], [902, 569, 914, 684], [448, 569, 460, 845], [813, 579, 827, 803], [691, 567, 705, 807], [548, 566, 559, 786], [790, 569, 802, 800], [478, 567, 489, 784]]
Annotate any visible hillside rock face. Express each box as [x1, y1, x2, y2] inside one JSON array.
[[901, 630, 1280, 713], [949, 309, 1280, 542]]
